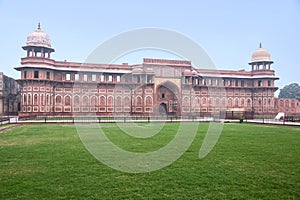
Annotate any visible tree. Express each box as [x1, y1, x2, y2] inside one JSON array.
[[278, 83, 300, 101]]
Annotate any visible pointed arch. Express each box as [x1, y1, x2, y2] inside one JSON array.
[[124, 96, 130, 107], [46, 94, 50, 105], [82, 95, 89, 106], [115, 96, 122, 107], [215, 97, 220, 107], [136, 95, 142, 107], [228, 98, 233, 107], [99, 95, 106, 107], [33, 93, 38, 105], [145, 96, 153, 107], [73, 95, 80, 106], [90, 95, 98, 107], [202, 97, 207, 105], [247, 98, 252, 108], [40, 93, 45, 106], [55, 95, 62, 105], [28, 93, 32, 105], [65, 95, 71, 106], [23, 93, 27, 105], [221, 97, 227, 107], [234, 97, 239, 107], [107, 95, 114, 107], [183, 96, 190, 107]]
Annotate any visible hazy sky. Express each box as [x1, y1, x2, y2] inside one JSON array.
[[0, 0, 299, 95]]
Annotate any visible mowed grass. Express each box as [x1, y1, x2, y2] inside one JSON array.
[[0, 123, 299, 199]]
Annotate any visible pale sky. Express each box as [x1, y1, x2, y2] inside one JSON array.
[[0, 0, 299, 96]]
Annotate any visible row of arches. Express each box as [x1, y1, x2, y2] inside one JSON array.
[[23, 93, 52, 106], [22, 92, 278, 111], [182, 96, 254, 108], [278, 99, 298, 108], [253, 97, 275, 107], [22, 93, 154, 107], [181, 97, 276, 108]]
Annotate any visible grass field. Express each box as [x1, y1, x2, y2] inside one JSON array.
[[0, 123, 299, 199]]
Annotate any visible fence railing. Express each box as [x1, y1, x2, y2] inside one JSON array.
[[4, 112, 300, 125], [0, 117, 10, 125]]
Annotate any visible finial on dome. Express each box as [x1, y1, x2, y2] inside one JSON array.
[[259, 42, 262, 48], [37, 22, 41, 30]]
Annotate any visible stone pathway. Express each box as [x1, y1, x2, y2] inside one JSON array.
[[0, 124, 22, 134]]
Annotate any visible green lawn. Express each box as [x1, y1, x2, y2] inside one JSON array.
[[0, 123, 299, 199]]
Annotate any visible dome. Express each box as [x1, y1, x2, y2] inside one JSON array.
[[26, 23, 52, 48], [249, 43, 273, 63]]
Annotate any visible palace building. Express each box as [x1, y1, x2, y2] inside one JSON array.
[[14, 24, 300, 117]]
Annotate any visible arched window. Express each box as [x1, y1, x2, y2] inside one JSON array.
[[115, 96, 122, 107], [40, 94, 44, 106], [100, 96, 106, 107], [65, 96, 71, 106], [56, 95, 62, 104], [202, 97, 207, 105], [82, 96, 89, 106], [91, 96, 97, 107], [280, 100, 284, 107], [291, 100, 295, 108], [208, 98, 213, 106], [136, 96, 142, 107], [183, 96, 189, 107], [124, 96, 130, 107], [107, 96, 113, 107], [28, 94, 31, 105], [46, 94, 50, 105], [285, 100, 289, 108], [74, 96, 80, 106], [247, 99, 251, 107], [145, 96, 153, 107], [222, 98, 226, 107], [241, 98, 245, 107], [235, 98, 239, 107], [215, 98, 220, 107], [192, 97, 200, 107], [33, 94, 38, 105], [228, 98, 232, 107], [258, 99, 262, 106], [23, 94, 27, 104]]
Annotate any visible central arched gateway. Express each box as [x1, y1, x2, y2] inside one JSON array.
[[156, 81, 180, 116], [159, 103, 167, 115]]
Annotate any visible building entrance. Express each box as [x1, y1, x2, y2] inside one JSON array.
[[156, 81, 180, 116]]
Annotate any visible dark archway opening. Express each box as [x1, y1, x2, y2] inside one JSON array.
[[159, 103, 167, 115]]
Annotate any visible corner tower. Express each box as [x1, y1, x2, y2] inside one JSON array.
[[15, 23, 56, 117], [248, 43, 278, 115]]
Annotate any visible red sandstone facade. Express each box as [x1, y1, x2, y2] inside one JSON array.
[[15, 24, 300, 117]]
